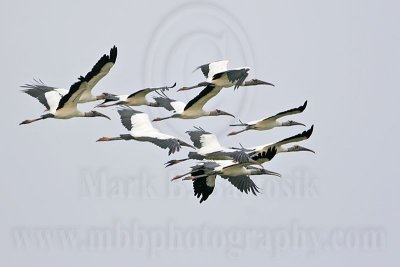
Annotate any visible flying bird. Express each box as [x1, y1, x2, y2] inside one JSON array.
[[165, 127, 256, 167], [95, 83, 176, 108], [234, 126, 315, 165], [96, 108, 193, 155], [21, 46, 118, 109], [178, 60, 274, 91], [19, 79, 110, 125], [228, 101, 308, 136], [152, 84, 234, 121], [172, 148, 280, 203]]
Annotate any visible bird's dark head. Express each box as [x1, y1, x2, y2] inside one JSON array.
[[87, 110, 111, 120], [282, 120, 305, 127], [96, 92, 112, 100], [286, 145, 315, 153], [244, 79, 275, 87], [210, 109, 235, 118]]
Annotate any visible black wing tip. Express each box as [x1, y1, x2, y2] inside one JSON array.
[[84, 46, 117, 81], [110, 45, 118, 63], [304, 125, 314, 138], [69, 79, 84, 90], [184, 84, 216, 111], [300, 100, 308, 111], [267, 146, 278, 160]]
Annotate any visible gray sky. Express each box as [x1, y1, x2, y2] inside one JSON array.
[[1, 0, 399, 266]]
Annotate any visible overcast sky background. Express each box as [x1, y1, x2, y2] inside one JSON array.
[[1, 0, 399, 266]]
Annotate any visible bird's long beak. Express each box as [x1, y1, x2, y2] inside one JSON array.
[[263, 169, 282, 177], [94, 101, 107, 108], [290, 121, 305, 127], [98, 113, 111, 120], [222, 111, 235, 118], [259, 80, 275, 86], [287, 145, 315, 153]]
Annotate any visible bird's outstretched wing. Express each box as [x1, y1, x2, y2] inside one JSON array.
[[249, 147, 278, 162], [194, 60, 229, 81], [212, 68, 249, 89], [127, 83, 176, 100], [153, 95, 186, 113], [117, 108, 143, 131], [261, 101, 307, 122], [185, 127, 211, 149], [21, 79, 66, 110], [186, 127, 224, 152], [79, 46, 117, 100], [221, 175, 260, 195], [117, 107, 188, 155], [184, 84, 223, 111], [56, 79, 88, 110], [275, 125, 314, 146], [193, 172, 216, 203]]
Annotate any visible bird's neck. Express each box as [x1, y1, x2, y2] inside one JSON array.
[[242, 80, 254, 87], [83, 111, 95, 117], [277, 146, 287, 153], [148, 101, 158, 107], [96, 92, 115, 100], [248, 168, 261, 175], [208, 110, 218, 116]]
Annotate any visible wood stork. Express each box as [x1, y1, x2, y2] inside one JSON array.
[[21, 46, 118, 109], [20, 79, 111, 125], [178, 60, 274, 91], [96, 108, 193, 155], [228, 101, 308, 136], [164, 127, 256, 167], [152, 84, 234, 121], [172, 149, 280, 203], [95, 83, 176, 108], [237, 126, 315, 165]]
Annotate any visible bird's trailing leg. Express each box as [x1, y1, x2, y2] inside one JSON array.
[[152, 115, 173, 122], [171, 170, 194, 181], [95, 100, 128, 108], [227, 128, 250, 136], [183, 172, 217, 180], [96, 136, 124, 142], [19, 113, 54, 125], [177, 82, 211, 92], [164, 158, 190, 167], [152, 82, 177, 92]]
